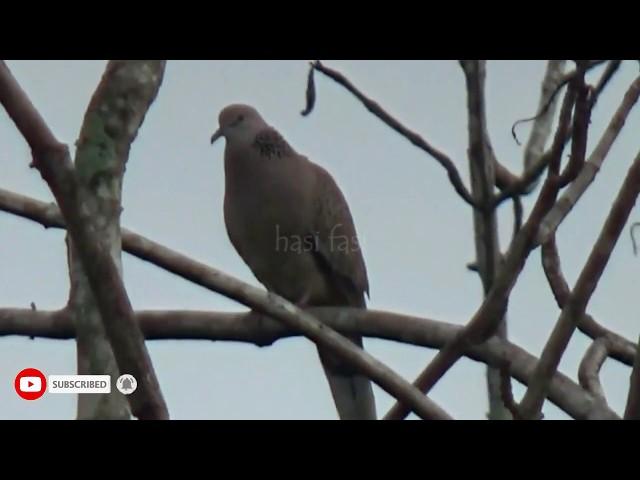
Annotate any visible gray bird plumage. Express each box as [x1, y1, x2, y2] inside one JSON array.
[[211, 104, 376, 420]]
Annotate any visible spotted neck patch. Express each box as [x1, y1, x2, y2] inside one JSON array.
[[252, 128, 294, 158]]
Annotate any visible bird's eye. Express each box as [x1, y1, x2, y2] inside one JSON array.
[[237, 115, 245, 122]]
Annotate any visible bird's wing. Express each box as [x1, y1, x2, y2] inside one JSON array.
[[310, 163, 369, 306]]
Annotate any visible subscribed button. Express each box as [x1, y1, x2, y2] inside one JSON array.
[[48, 375, 111, 394], [15, 368, 47, 400]]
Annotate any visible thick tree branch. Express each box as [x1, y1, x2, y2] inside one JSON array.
[[306, 60, 480, 209], [0, 203, 449, 420], [0, 60, 168, 420], [519, 148, 640, 419], [459, 60, 511, 419], [0, 307, 618, 420], [69, 60, 166, 420]]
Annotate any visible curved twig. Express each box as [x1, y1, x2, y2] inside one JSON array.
[[578, 337, 611, 402], [307, 60, 480, 209]]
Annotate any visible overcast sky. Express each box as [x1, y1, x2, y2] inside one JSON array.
[[1, 60, 639, 420]]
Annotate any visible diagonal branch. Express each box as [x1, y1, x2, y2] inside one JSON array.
[[0, 200, 449, 419], [492, 75, 577, 208], [0, 60, 168, 420], [0, 307, 618, 420], [384, 81, 580, 420], [519, 148, 640, 419], [541, 235, 637, 366], [305, 60, 480, 209], [537, 75, 640, 246]]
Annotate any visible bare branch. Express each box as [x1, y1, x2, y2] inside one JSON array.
[[589, 60, 623, 109], [0, 307, 618, 420], [459, 59, 511, 419], [519, 148, 640, 419], [557, 68, 591, 187], [510, 60, 606, 144], [307, 60, 480, 209], [493, 78, 577, 208], [384, 81, 580, 420], [537, 75, 640, 245], [631, 222, 640, 256], [0, 60, 168, 420], [523, 60, 567, 174], [541, 235, 637, 366], [384, 174, 563, 420], [578, 337, 611, 402], [69, 60, 166, 420], [625, 334, 640, 419], [499, 366, 522, 420], [0, 201, 449, 420]]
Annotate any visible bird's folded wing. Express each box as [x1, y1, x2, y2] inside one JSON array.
[[311, 164, 370, 304]]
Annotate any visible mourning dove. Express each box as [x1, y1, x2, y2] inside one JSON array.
[[211, 104, 376, 420]]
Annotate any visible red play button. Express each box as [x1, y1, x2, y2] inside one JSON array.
[[14, 368, 47, 400]]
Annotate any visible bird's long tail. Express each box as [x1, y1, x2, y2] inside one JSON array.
[[317, 334, 377, 420]]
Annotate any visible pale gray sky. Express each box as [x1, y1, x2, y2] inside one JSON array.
[[1, 60, 639, 419]]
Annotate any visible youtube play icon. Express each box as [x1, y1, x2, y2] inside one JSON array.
[[15, 368, 47, 400]]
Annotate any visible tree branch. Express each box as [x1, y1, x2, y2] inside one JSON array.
[[523, 61, 567, 175], [519, 148, 640, 419], [0, 306, 618, 420], [537, 75, 640, 245], [383, 82, 577, 420], [578, 337, 611, 403], [69, 60, 165, 420], [305, 60, 480, 209], [459, 60, 511, 420], [493, 75, 577, 208], [624, 333, 640, 419], [540, 235, 637, 366], [0, 198, 449, 419], [0, 60, 168, 420]]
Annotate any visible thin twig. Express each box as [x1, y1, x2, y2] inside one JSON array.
[[625, 332, 640, 418], [511, 60, 606, 144], [493, 80, 577, 208], [499, 365, 523, 419], [589, 60, 623, 110], [308, 60, 480, 209], [578, 337, 611, 402]]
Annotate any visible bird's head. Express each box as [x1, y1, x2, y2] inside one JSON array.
[[210, 104, 266, 146]]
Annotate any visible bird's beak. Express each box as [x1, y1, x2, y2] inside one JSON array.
[[210, 127, 224, 145]]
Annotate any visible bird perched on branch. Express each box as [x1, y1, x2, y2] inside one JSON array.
[[210, 104, 376, 420]]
